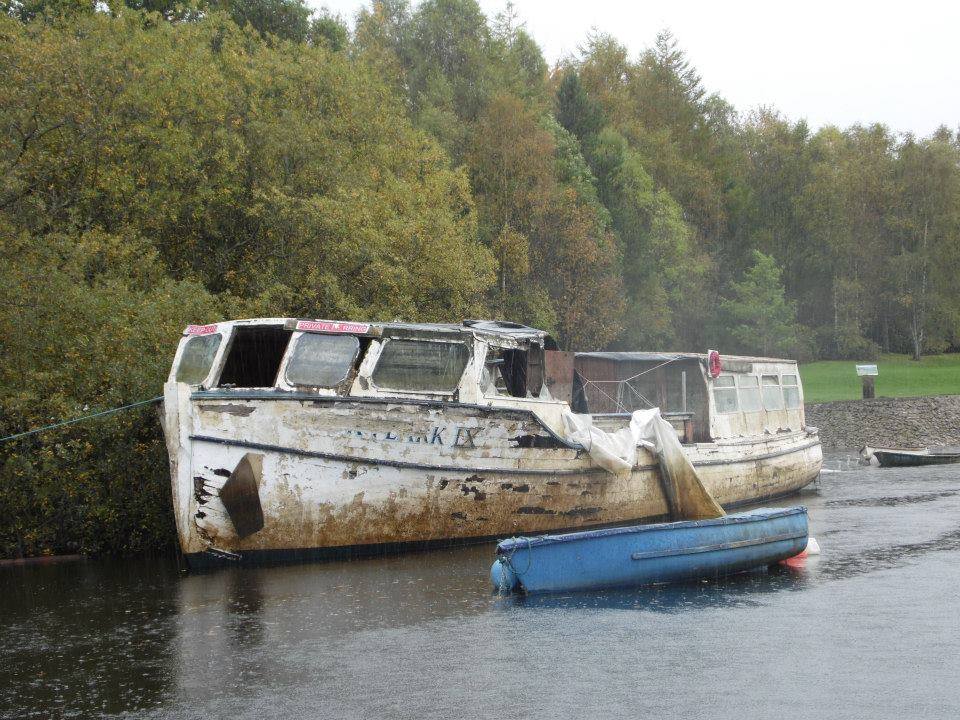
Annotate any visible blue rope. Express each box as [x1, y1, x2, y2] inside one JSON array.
[[0, 396, 163, 444]]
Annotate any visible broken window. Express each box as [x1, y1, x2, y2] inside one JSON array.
[[218, 325, 292, 388], [481, 346, 545, 398], [372, 339, 469, 393], [782, 374, 801, 409], [738, 375, 762, 413], [761, 374, 785, 411], [285, 333, 360, 388], [483, 348, 521, 397], [712, 375, 739, 413], [175, 334, 221, 385], [481, 349, 510, 395]]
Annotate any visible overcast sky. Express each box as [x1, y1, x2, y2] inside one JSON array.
[[309, 0, 960, 137]]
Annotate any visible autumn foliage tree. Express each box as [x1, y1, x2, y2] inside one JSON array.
[[0, 10, 493, 556], [3, 0, 960, 558]]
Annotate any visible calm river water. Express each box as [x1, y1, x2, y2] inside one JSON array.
[[3, 453, 960, 719]]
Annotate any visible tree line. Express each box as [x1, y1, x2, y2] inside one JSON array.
[[2, 0, 958, 556]]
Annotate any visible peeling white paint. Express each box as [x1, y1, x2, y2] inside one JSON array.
[[160, 319, 823, 559]]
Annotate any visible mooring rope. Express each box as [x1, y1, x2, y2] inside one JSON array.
[[619, 355, 683, 384], [0, 396, 163, 444]]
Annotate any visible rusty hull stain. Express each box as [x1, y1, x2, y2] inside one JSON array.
[[181, 386, 821, 556], [200, 446, 822, 555], [191, 455, 818, 555], [219, 456, 659, 554], [233, 473, 584, 550]]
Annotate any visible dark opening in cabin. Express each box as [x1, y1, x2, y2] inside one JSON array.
[[483, 345, 544, 398], [218, 325, 292, 388]]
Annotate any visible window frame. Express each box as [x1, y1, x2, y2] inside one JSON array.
[[712, 374, 740, 414], [737, 374, 763, 413], [284, 332, 361, 389], [761, 374, 785, 411], [370, 337, 471, 395], [175, 333, 222, 385], [781, 373, 801, 410]]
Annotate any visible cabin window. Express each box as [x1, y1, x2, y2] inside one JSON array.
[[372, 339, 469, 393], [738, 375, 762, 412], [482, 349, 510, 396], [285, 333, 360, 388], [175, 334, 221, 385], [712, 375, 739, 413], [218, 325, 293, 388], [782, 374, 801, 409], [482, 347, 538, 398], [761, 375, 785, 411]]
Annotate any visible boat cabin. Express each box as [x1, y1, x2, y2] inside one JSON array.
[[570, 352, 806, 442], [169, 319, 806, 444], [171, 318, 554, 400]]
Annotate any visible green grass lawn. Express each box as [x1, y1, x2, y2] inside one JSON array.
[[800, 353, 960, 404]]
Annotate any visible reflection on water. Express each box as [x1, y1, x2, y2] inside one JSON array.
[[0, 559, 179, 717], [826, 490, 959, 507], [3, 456, 960, 719], [499, 565, 813, 613], [817, 525, 960, 581]]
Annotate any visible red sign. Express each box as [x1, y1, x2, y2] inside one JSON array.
[[296, 320, 370, 334], [185, 324, 218, 335]]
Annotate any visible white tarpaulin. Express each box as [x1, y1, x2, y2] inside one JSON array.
[[561, 408, 725, 521]]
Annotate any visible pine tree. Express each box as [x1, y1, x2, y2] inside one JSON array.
[[720, 251, 799, 356], [555, 69, 604, 144]]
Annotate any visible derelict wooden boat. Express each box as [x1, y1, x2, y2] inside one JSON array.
[[160, 318, 822, 568], [869, 448, 960, 468], [490, 506, 809, 594]]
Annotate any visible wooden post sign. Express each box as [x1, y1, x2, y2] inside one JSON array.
[[856, 364, 878, 399]]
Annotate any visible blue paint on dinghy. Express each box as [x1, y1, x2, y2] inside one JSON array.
[[491, 506, 808, 594]]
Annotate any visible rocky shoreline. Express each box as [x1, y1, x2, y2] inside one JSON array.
[[805, 395, 960, 449]]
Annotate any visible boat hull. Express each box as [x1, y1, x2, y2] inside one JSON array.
[[872, 450, 960, 468], [491, 506, 809, 594], [162, 385, 822, 567]]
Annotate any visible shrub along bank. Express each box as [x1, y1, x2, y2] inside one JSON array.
[[0, 12, 493, 557]]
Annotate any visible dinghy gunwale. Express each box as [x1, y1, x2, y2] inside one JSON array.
[[495, 505, 807, 553]]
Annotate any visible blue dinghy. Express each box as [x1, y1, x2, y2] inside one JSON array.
[[491, 506, 808, 595]]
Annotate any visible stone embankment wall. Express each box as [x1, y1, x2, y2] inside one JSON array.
[[805, 395, 960, 449]]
